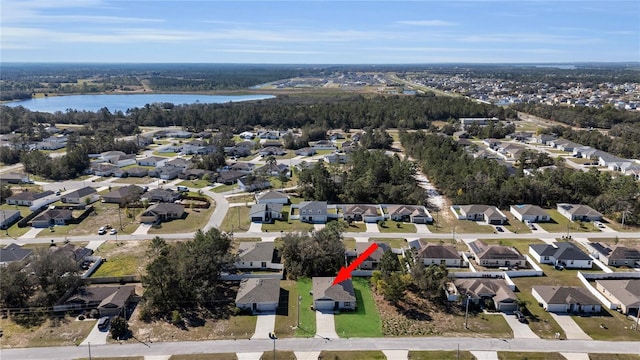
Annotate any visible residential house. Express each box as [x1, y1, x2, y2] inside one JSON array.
[[295, 147, 316, 156], [6, 190, 55, 206], [532, 286, 601, 313], [258, 131, 281, 140], [256, 162, 289, 177], [235, 278, 280, 313], [155, 144, 180, 153], [234, 242, 278, 269], [51, 243, 93, 265], [238, 175, 271, 192], [413, 241, 463, 267], [126, 167, 149, 177], [323, 153, 349, 164], [346, 242, 390, 270], [310, 140, 336, 150], [596, 279, 640, 315], [137, 156, 169, 167], [312, 277, 356, 311], [226, 141, 255, 157], [297, 201, 328, 223], [179, 168, 215, 180], [483, 138, 501, 149], [249, 203, 283, 223], [102, 185, 143, 205], [529, 242, 593, 269], [386, 204, 432, 224], [149, 165, 182, 180], [216, 170, 245, 185], [453, 278, 518, 312], [60, 285, 136, 317], [591, 243, 640, 267], [557, 203, 603, 222], [140, 203, 185, 224], [498, 143, 525, 160], [0, 172, 30, 184], [259, 146, 286, 157], [341, 204, 383, 223], [91, 163, 119, 177], [459, 117, 498, 127], [469, 240, 526, 268], [31, 209, 73, 228], [0, 243, 32, 266], [532, 134, 557, 144], [255, 190, 290, 205], [455, 205, 507, 225], [165, 158, 191, 169], [36, 141, 65, 150], [145, 188, 181, 203], [61, 186, 98, 205], [167, 130, 193, 138], [510, 204, 550, 223], [0, 210, 21, 229], [239, 131, 256, 140], [225, 162, 255, 173]]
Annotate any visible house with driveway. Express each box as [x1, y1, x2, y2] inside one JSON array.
[[235, 278, 280, 313], [469, 240, 526, 268], [0, 210, 21, 230], [385, 204, 432, 224], [591, 243, 640, 268], [509, 204, 550, 223], [312, 277, 356, 312], [557, 203, 603, 222], [452, 204, 507, 225], [411, 241, 463, 267], [249, 203, 283, 223], [102, 185, 144, 205], [595, 279, 640, 315], [61, 186, 99, 205], [0, 243, 32, 266], [255, 190, 290, 205], [294, 201, 328, 224], [144, 188, 181, 203], [345, 242, 390, 270], [6, 190, 55, 207], [529, 242, 593, 269], [341, 204, 384, 223], [452, 278, 518, 312], [57, 285, 136, 317], [532, 286, 601, 313], [137, 156, 168, 167], [140, 203, 185, 224], [31, 209, 73, 228], [234, 242, 279, 270]]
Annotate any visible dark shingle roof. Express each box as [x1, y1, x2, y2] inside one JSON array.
[[530, 242, 591, 261], [237, 242, 275, 262], [533, 286, 600, 305], [0, 243, 32, 263], [313, 277, 356, 302], [417, 244, 460, 259], [235, 278, 280, 304]]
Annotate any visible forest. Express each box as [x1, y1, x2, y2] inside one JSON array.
[[400, 130, 640, 225]]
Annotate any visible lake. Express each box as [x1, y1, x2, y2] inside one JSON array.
[[5, 93, 275, 113]]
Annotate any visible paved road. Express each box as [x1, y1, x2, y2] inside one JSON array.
[[3, 337, 639, 360]]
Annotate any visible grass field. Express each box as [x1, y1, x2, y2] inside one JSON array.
[[588, 355, 640, 360], [369, 238, 408, 249], [170, 355, 237, 360], [318, 351, 387, 360], [0, 316, 95, 348], [538, 210, 599, 233], [178, 179, 211, 189], [273, 280, 299, 338], [378, 221, 417, 233], [497, 353, 566, 360], [344, 222, 367, 232], [571, 309, 640, 341], [295, 278, 317, 337], [219, 205, 251, 233], [408, 351, 476, 360], [147, 206, 215, 234], [334, 277, 383, 337], [92, 240, 149, 277], [212, 183, 239, 193], [262, 219, 314, 233]]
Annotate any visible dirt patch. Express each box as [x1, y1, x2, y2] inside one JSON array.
[[0, 316, 95, 349]]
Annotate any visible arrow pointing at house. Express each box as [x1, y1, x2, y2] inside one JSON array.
[[332, 242, 379, 286]]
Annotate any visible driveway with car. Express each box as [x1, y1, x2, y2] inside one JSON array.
[[80, 319, 109, 345]]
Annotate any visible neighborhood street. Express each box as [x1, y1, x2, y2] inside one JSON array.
[[2, 336, 639, 360]]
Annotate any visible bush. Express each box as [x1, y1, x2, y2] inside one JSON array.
[[170, 310, 183, 327], [110, 316, 129, 340]]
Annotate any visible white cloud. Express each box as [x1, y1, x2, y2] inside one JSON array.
[[396, 20, 457, 27]]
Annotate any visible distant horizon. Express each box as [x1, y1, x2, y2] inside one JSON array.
[[2, 61, 639, 66], [2, 1, 638, 63]]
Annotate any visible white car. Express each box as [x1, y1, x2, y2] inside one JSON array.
[[109, 229, 117, 235], [98, 227, 106, 235]]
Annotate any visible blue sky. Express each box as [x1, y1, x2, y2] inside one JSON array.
[[1, 0, 639, 63]]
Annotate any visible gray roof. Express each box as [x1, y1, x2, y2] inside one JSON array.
[[313, 277, 356, 302], [608, 246, 640, 261], [344, 204, 379, 216], [510, 204, 549, 217], [387, 205, 430, 218], [0, 243, 32, 263], [533, 286, 600, 305], [64, 186, 96, 198], [557, 203, 602, 217], [32, 208, 72, 222], [417, 244, 460, 260], [237, 242, 275, 262], [256, 190, 290, 202], [299, 201, 327, 214], [355, 242, 390, 262], [530, 242, 591, 261], [596, 279, 640, 308], [235, 278, 280, 305], [470, 240, 525, 261], [144, 203, 185, 215], [7, 190, 54, 201], [66, 285, 135, 307], [454, 278, 517, 304]]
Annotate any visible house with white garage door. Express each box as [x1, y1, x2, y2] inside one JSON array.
[[452, 278, 518, 312], [532, 285, 601, 313], [312, 277, 356, 312], [509, 204, 550, 223], [529, 242, 592, 269], [235, 278, 280, 313]]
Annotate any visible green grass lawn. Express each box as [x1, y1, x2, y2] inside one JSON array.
[[260, 351, 296, 360], [429, 217, 496, 234], [178, 179, 211, 189], [334, 277, 383, 337], [91, 256, 139, 277], [212, 183, 239, 193], [369, 238, 408, 249], [538, 210, 599, 233], [477, 238, 545, 257], [262, 219, 314, 233], [318, 351, 387, 360], [148, 206, 215, 234], [170, 354, 237, 360], [497, 353, 566, 360], [0, 204, 35, 239], [343, 238, 356, 251], [589, 355, 640, 360], [226, 194, 256, 204], [571, 308, 640, 341], [273, 280, 298, 338], [219, 205, 251, 233], [295, 278, 317, 337], [503, 212, 532, 234], [378, 221, 417, 233], [408, 351, 476, 360], [344, 222, 367, 232]]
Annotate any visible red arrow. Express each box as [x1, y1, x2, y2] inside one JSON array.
[[332, 242, 379, 286]]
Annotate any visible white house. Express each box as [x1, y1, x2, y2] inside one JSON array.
[[509, 204, 551, 223], [532, 286, 601, 313], [235, 278, 280, 313], [415, 242, 463, 267], [137, 156, 168, 167], [312, 277, 356, 312], [255, 190, 290, 205], [234, 242, 278, 270], [529, 243, 592, 269], [61, 186, 99, 205], [557, 203, 603, 222]]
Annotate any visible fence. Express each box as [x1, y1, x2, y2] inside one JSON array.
[[17, 206, 46, 228], [66, 206, 94, 224], [220, 273, 283, 281], [87, 275, 140, 284]]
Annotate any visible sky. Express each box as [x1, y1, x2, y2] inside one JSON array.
[[1, 0, 639, 64]]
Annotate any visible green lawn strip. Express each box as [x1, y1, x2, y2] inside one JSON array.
[[170, 355, 238, 360], [503, 212, 532, 234], [571, 309, 640, 341], [343, 238, 356, 251], [262, 219, 314, 233], [91, 255, 139, 277], [369, 238, 408, 249], [447, 219, 496, 234], [274, 280, 298, 338], [212, 184, 239, 193], [334, 277, 383, 337], [589, 355, 640, 360], [378, 221, 417, 233], [219, 205, 251, 233], [344, 222, 367, 232], [497, 352, 566, 360], [226, 194, 256, 204], [295, 278, 317, 337], [147, 206, 215, 234], [318, 351, 387, 360], [538, 210, 599, 233], [178, 179, 211, 189], [408, 351, 476, 360], [260, 351, 296, 360], [76, 358, 144, 360]]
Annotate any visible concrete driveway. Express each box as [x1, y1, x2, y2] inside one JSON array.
[[251, 312, 275, 339], [550, 313, 591, 340], [248, 222, 263, 233], [79, 319, 108, 345], [365, 223, 379, 233], [315, 311, 338, 339], [500, 313, 539, 339], [414, 224, 430, 233]]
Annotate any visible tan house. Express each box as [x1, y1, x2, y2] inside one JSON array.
[[235, 278, 280, 313], [140, 203, 185, 224], [469, 240, 526, 268], [596, 279, 640, 315], [453, 278, 518, 312], [312, 277, 356, 312], [415, 242, 463, 267]]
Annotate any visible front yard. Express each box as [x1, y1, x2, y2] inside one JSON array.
[[334, 277, 383, 337], [147, 205, 215, 234], [0, 316, 95, 348], [219, 205, 251, 233], [538, 209, 600, 233], [91, 240, 150, 277], [295, 278, 317, 337], [571, 308, 640, 341], [378, 221, 417, 233]]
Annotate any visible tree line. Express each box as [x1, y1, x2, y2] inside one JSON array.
[[541, 125, 640, 159], [400, 130, 640, 225]]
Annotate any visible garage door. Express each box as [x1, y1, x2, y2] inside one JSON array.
[[251, 217, 263, 222], [314, 300, 334, 311]]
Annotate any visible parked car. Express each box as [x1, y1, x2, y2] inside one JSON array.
[[97, 316, 110, 331], [109, 229, 117, 235], [98, 227, 106, 235], [495, 226, 504, 232], [514, 311, 527, 323]]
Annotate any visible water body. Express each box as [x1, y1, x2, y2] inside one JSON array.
[[5, 93, 275, 113]]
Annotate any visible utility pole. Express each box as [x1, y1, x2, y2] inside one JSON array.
[[464, 295, 471, 329], [268, 332, 277, 360], [88, 342, 92, 360], [297, 295, 302, 329]]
